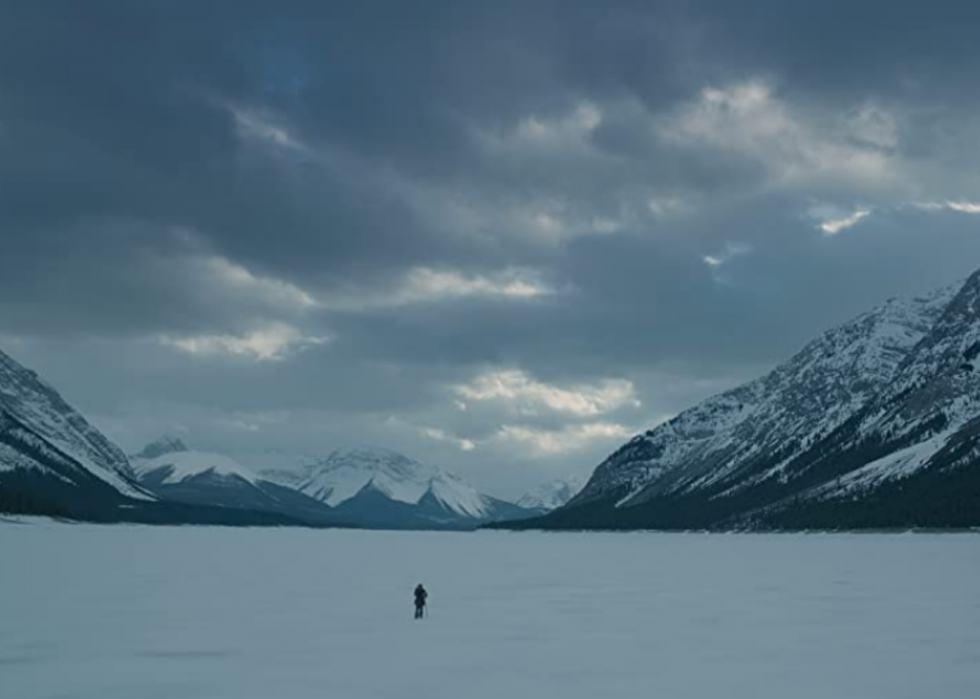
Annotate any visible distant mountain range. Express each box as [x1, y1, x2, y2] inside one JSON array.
[[502, 270, 980, 531], [0, 343, 537, 528], [0, 339, 539, 529], [130, 437, 344, 526], [255, 447, 533, 529], [517, 476, 586, 513], [133, 441, 536, 530], [5, 268, 980, 531]]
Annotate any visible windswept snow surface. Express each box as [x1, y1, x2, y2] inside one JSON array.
[[3, 524, 980, 699]]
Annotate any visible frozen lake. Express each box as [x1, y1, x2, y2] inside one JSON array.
[[2, 521, 979, 699]]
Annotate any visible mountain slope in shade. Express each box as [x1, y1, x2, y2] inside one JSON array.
[[0, 344, 153, 518], [581, 282, 956, 509], [0, 410, 138, 517], [131, 438, 343, 526], [518, 476, 586, 512], [0, 346, 149, 500], [754, 269, 980, 528], [261, 447, 536, 529], [503, 273, 980, 531]]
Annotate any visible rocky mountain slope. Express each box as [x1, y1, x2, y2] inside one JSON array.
[[0, 345, 152, 517], [757, 269, 980, 528], [505, 272, 980, 531], [0, 346, 149, 503]]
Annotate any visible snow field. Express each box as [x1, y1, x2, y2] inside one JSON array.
[[2, 522, 979, 699]]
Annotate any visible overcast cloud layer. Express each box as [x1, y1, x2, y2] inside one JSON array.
[[2, 1, 980, 497]]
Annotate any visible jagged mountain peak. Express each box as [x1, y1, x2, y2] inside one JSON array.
[[131, 435, 260, 486], [135, 435, 189, 460], [291, 447, 476, 512], [132, 449, 259, 486], [245, 446, 528, 527], [518, 476, 586, 511]]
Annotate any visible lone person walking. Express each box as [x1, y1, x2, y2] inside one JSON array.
[[414, 583, 428, 619]]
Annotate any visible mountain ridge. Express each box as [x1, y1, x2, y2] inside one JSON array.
[[260, 447, 536, 529], [500, 273, 980, 531], [0, 347, 150, 501], [518, 476, 586, 512], [129, 439, 344, 526]]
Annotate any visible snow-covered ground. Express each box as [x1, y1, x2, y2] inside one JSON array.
[[2, 522, 979, 699]]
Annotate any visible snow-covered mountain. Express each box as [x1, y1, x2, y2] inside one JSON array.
[[131, 437, 342, 525], [261, 447, 534, 529], [518, 476, 586, 512], [133, 441, 258, 486], [135, 435, 191, 461], [510, 273, 980, 531], [0, 344, 155, 517], [757, 269, 980, 528], [0, 347, 317, 526], [0, 346, 150, 503]]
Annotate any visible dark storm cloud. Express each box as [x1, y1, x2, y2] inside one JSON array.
[[685, 1, 980, 101], [3, 1, 980, 495]]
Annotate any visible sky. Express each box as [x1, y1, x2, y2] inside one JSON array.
[[2, 1, 980, 498]]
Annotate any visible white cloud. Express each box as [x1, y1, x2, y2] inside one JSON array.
[[844, 104, 899, 150], [494, 422, 633, 456], [703, 242, 753, 268], [647, 195, 689, 217], [660, 80, 898, 189], [915, 200, 980, 214], [419, 427, 477, 452], [159, 322, 329, 362], [806, 198, 980, 237], [527, 211, 566, 241], [514, 102, 603, 146], [817, 208, 872, 235], [588, 204, 638, 236], [401, 268, 550, 302], [227, 104, 311, 156], [200, 256, 320, 311], [143, 249, 328, 363], [325, 267, 555, 311], [470, 101, 607, 182], [805, 203, 873, 235], [453, 369, 640, 418], [591, 217, 622, 235], [520, 204, 634, 244], [948, 201, 980, 214]]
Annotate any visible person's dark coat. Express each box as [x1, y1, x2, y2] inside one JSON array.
[[414, 584, 428, 618]]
